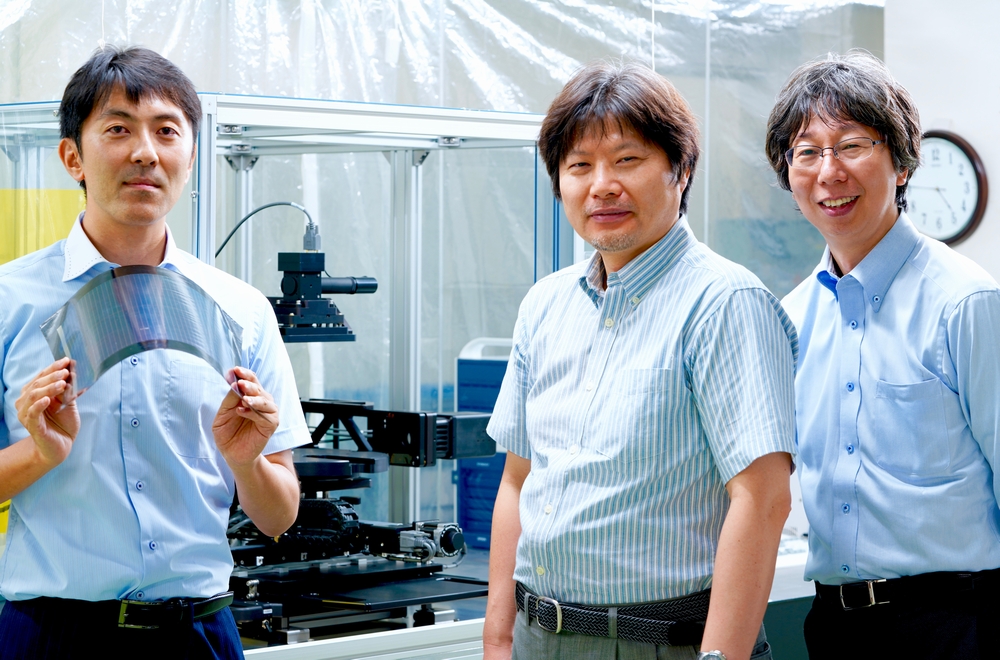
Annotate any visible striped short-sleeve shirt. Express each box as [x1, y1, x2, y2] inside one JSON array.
[[487, 217, 797, 605]]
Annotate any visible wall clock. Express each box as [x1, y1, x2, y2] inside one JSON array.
[[907, 130, 988, 245]]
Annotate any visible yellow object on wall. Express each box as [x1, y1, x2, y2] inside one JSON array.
[[0, 189, 85, 266], [0, 188, 85, 534], [0, 188, 84, 536]]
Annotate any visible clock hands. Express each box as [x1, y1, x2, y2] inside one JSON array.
[[910, 185, 957, 214], [935, 188, 956, 215]]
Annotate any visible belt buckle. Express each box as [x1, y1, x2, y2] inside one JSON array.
[[534, 596, 563, 634], [839, 579, 889, 611], [118, 599, 161, 630]]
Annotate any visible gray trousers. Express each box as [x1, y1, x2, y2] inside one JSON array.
[[512, 606, 772, 660]]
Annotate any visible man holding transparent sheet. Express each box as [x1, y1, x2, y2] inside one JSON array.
[[0, 46, 309, 659]]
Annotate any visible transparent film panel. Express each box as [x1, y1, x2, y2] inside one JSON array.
[[417, 146, 536, 521], [653, 3, 884, 298], [706, 3, 883, 298], [0, 104, 83, 266], [213, 150, 393, 522], [212, 151, 393, 409], [165, 176, 194, 254]]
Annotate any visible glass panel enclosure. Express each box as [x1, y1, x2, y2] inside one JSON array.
[[651, 3, 884, 298], [0, 102, 196, 264], [0, 103, 84, 265], [1, 0, 884, 525], [0, 95, 545, 525], [198, 95, 545, 523]]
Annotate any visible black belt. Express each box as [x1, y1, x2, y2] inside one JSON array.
[[115, 591, 234, 629], [24, 592, 234, 630], [815, 568, 1000, 611], [515, 582, 707, 646]]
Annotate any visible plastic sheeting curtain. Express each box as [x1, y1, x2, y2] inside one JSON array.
[[1, 0, 883, 292], [1, 1, 883, 520]]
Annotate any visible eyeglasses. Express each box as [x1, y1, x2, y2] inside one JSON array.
[[784, 137, 885, 169]]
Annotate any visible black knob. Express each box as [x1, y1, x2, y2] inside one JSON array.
[[440, 527, 465, 555], [280, 274, 299, 296]]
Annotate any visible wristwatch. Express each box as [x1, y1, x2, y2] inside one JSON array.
[[697, 652, 727, 660]]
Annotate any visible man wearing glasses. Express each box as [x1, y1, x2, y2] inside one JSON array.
[[766, 51, 1000, 658]]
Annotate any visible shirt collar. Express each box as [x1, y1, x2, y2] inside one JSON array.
[[813, 211, 920, 312], [579, 215, 697, 307], [62, 212, 181, 282], [815, 247, 840, 297]]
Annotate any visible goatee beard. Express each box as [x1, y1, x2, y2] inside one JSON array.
[[588, 231, 638, 254]]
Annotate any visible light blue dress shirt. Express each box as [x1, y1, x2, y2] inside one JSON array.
[[487, 217, 797, 605], [783, 212, 1000, 586], [0, 214, 310, 601]]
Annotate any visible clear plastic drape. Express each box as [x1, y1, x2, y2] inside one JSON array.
[[0, 0, 883, 296], [0, 2, 881, 114], [1, 1, 882, 522]]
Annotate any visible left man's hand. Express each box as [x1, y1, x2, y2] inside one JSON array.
[[212, 366, 299, 537], [212, 366, 279, 468]]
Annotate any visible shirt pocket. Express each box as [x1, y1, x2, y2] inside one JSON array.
[[164, 356, 229, 458], [871, 378, 950, 476], [595, 366, 676, 466]]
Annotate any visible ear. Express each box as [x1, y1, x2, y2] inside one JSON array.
[[677, 168, 691, 190], [58, 137, 85, 184], [183, 141, 197, 184], [896, 167, 909, 187]]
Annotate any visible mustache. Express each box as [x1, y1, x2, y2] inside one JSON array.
[[585, 205, 633, 215]]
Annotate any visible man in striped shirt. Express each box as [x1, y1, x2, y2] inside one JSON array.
[[482, 61, 797, 660]]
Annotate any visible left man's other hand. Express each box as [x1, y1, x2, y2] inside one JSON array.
[[212, 366, 279, 468]]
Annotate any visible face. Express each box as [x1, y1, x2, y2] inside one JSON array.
[[559, 122, 688, 272], [59, 87, 196, 232], [787, 115, 907, 268]]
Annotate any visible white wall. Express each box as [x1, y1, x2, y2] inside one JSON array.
[[885, 0, 1000, 279]]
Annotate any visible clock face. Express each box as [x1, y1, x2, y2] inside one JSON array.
[[907, 132, 987, 245]]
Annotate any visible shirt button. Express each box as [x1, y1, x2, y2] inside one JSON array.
[[847, 445, 855, 454], [130, 418, 140, 428], [136, 591, 144, 599], [872, 295, 881, 303], [136, 481, 144, 491], [846, 382, 855, 392], [849, 320, 857, 330], [536, 566, 545, 576], [149, 541, 157, 551], [841, 564, 850, 574], [604, 318, 614, 328], [568, 445, 579, 455], [129, 356, 139, 365], [842, 503, 850, 514], [544, 504, 553, 515], [586, 381, 594, 391], [630, 296, 640, 305]]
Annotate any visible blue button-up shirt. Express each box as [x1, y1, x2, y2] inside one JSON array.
[[0, 215, 310, 601], [488, 218, 797, 605], [783, 212, 1000, 585]]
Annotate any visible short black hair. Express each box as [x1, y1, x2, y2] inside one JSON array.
[[538, 60, 700, 215], [765, 50, 920, 210], [60, 45, 201, 155]]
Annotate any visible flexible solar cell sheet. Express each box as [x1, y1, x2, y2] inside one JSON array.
[[40, 266, 243, 399]]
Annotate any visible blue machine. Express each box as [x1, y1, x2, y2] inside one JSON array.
[[455, 339, 510, 550]]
